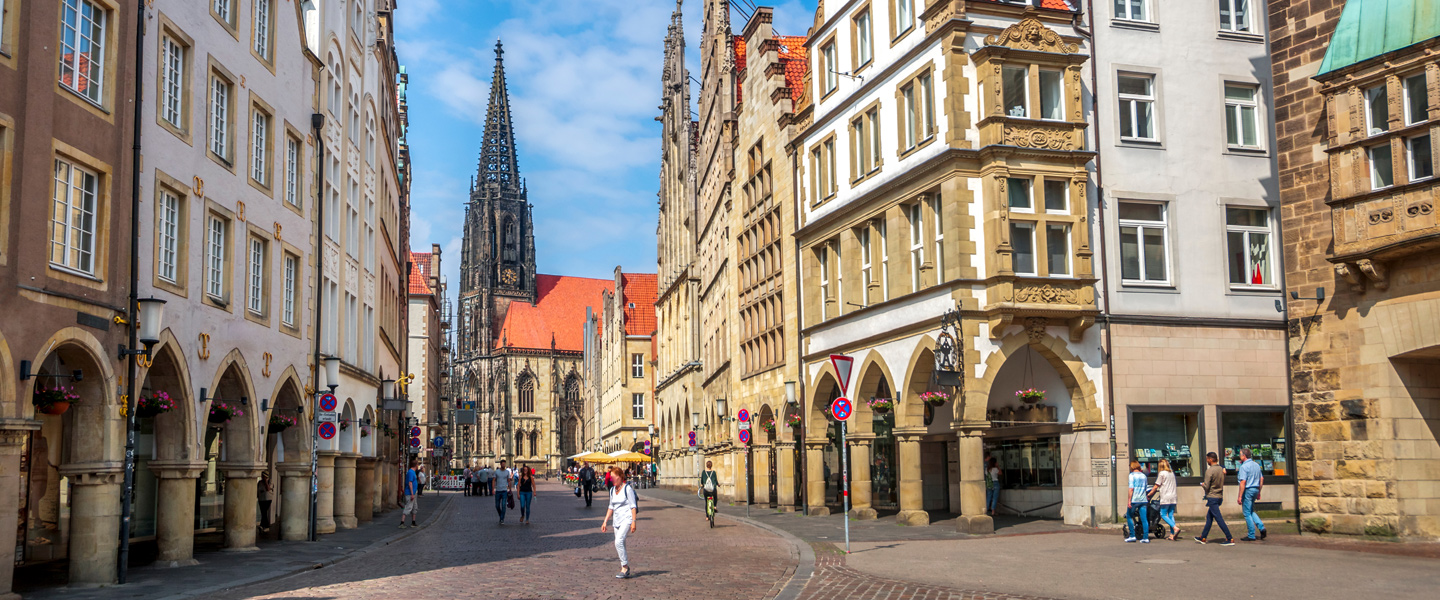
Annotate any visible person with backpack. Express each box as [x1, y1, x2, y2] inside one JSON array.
[[1124, 460, 1150, 543], [579, 462, 597, 507], [697, 460, 719, 524], [984, 456, 1001, 517], [1195, 452, 1236, 546], [1155, 459, 1179, 540]]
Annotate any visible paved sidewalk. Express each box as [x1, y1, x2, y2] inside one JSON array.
[[19, 493, 453, 600]]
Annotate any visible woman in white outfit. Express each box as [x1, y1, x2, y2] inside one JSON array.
[[1155, 459, 1180, 540], [600, 467, 638, 578]]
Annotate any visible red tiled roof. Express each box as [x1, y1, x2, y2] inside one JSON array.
[[734, 36, 746, 102], [495, 275, 613, 352], [979, 0, 1072, 10], [407, 252, 433, 296], [776, 36, 808, 104], [620, 273, 658, 337]]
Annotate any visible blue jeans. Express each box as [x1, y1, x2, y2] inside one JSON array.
[[518, 491, 533, 520], [1159, 504, 1177, 534], [1242, 487, 1266, 538], [1200, 496, 1232, 540], [985, 487, 999, 513], [495, 490, 509, 521], [1128, 502, 1149, 539]]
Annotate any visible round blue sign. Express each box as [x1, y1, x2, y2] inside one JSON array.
[[432, 436, 445, 448], [317, 422, 337, 440], [318, 393, 338, 412], [737, 408, 750, 423], [830, 397, 853, 421], [688, 431, 697, 447], [409, 437, 421, 448], [738, 429, 751, 445], [410, 426, 422, 438]]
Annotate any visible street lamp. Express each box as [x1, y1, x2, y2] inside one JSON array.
[[785, 381, 797, 407], [324, 356, 342, 392], [715, 398, 728, 421]]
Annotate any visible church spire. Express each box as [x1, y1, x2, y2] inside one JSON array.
[[477, 40, 520, 191]]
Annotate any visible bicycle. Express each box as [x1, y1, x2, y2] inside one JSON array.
[[705, 493, 716, 528]]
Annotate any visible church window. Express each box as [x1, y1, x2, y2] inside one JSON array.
[[502, 216, 518, 263], [518, 376, 534, 413]]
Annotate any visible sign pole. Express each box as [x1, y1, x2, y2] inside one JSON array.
[[842, 419, 850, 554]]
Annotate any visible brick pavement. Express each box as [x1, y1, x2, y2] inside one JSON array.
[[210, 481, 798, 599]]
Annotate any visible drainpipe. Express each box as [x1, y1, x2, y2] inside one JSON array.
[[309, 113, 326, 542], [117, 3, 147, 583], [791, 148, 808, 516], [1076, 0, 1118, 526]]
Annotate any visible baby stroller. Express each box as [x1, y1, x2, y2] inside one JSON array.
[[1122, 495, 1165, 540]]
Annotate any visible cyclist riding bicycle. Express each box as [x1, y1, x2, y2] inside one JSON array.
[[698, 460, 719, 527]]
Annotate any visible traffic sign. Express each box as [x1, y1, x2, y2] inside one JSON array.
[[318, 412, 337, 423], [643, 441, 652, 454], [433, 436, 445, 448], [737, 408, 750, 423], [409, 437, 421, 448], [317, 422, 337, 440], [318, 393, 338, 412], [410, 426, 422, 438], [738, 429, 751, 445], [688, 431, 697, 447], [829, 354, 854, 396], [831, 396, 853, 421], [739, 420, 750, 431]]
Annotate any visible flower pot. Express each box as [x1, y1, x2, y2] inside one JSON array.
[[38, 401, 70, 416], [926, 397, 947, 407], [269, 424, 290, 434], [871, 405, 891, 415], [208, 412, 232, 425], [1019, 395, 1044, 405], [137, 405, 167, 418]]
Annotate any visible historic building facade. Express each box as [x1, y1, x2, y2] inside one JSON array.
[[593, 269, 658, 454], [1272, 0, 1440, 538], [408, 246, 445, 472]]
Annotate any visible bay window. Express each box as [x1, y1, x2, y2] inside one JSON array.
[[1011, 223, 1036, 276]]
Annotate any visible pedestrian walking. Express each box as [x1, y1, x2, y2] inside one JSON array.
[[518, 467, 536, 524], [479, 464, 493, 496], [469, 466, 480, 496], [1124, 460, 1150, 543], [462, 466, 473, 496], [984, 456, 1001, 517], [579, 462, 597, 507], [494, 459, 515, 524], [600, 467, 638, 579], [258, 472, 274, 533], [1195, 452, 1235, 545], [417, 468, 428, 496], [1237, 448, 1268, 541], [1155, 459, 1179, 540], [400, 458, 420, 528]]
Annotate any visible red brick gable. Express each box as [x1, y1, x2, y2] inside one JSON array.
[[620, 273, 658, 337], [407, 252, 432, 296], [735, 35, 808, 105], [495, 274, 613, 352]]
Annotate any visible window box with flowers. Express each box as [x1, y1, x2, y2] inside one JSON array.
[[867, 397, 894, 414], [919, 390, 950, 407], [137, 391, 177, 418], [785, 414, 803, 429], [33, 385, 81, 416], [269, 413, 298, 433], [209, 399, 244, 425]]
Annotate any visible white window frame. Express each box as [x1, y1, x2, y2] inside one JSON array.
[[1043, 178, 1068, 213], [895, 0, 914, 37], [364, 197, 375, 271], [1364, 84, 1389, 136], [1225, 207, 1275, 289], [326, 156, 340, 239], [213, 0, 232, 23], [824, 138, 837, 197], [1224, 83, 1262, 150], [931, 195, 944, 280], [1118, 73, 1156, 141], [909, 203, 924, 291], [877, 220, 889, 301], [834, 241, 844, 312], [59, 0, 108, 105], [253, 0, 271, 59], [855, 10, 872, 68], [365, 114, 376, 164], [1114, 0, 1150, 22], [1403, 73, 1429, 126], [205, 214, 227, 301], [157, 190, 180, 284], [632, 393, 645, 420], [282, 254, 297, 326], [1039, 69, 1064, 121], [251, 109, 269, 184], [859, 226, 872, 305], [1011, 222, 1037, 276], [920, 72, 934, 139], [1007, 177, 1034, 212], [1117, 202, 1170, 286], [210, 75, 231, 159], [345, 293, 357, 362], [903, 83, 917, 148], [818, 247, 830, 319], [1218, 0, 1255, 34], [1369, 143, 1394, 190], [328, 60, 343, 116], [1407, 135, 1433, 182], [160, 35, 185, 128], [50, 158, 99, 276], [285, 137, 300, 207], [247, 237, 266, 315], [1045, 224, 1072, 278], [1003, 65, 1029, 118], [631, 353, 644, 378], [822, 42, 837, 95]]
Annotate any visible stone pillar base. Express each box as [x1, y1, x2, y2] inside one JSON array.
[[954, 514, 995, 534], [777, 505, 799, 513], [849, 507, 878, 520], [58, 466, 124, 586], [334, 455, 358, 530], [807, 506, 831, 516], [221, 463, 266, 551], [897, 509, 930, 527], [149, 460, 206, 566], [355, 458, 376, 524]]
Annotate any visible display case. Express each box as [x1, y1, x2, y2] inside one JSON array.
[[1219, 408, 1290, 482], [1128, 408, 1203, 482]]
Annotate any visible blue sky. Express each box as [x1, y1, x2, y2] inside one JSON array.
[[395, 0, 817, 303]]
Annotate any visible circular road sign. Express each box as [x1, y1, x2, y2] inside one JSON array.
[[317, 422, 337, 440], [318, 393, 338, 412], [688, 431, 697, 447], [830, 396, 853, 421], [737, 408, 750, 423], [738, 429, 751, 445], [433, 436, 445, 448], [410, 426, 422, 438], [409, 437, 421, 448]]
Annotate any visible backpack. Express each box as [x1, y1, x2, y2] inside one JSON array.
[[702, 470, 717, 492]]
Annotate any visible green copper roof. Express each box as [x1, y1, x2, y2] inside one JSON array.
[[1319, 0, 1440, 75]]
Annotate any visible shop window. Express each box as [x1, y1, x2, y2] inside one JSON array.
[[1219, 410, 1289, 479], [1130, 410, 1202, 478], [992, 438, 1061, 489]]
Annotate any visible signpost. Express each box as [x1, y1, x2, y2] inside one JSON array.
[[829, 353, 855, 554], [317, 422, 337, 440], [738, 429, 751, 444], [688, 431, 697, 447]]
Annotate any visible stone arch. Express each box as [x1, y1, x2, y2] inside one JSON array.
[[807, 367, 841, 442], [965, 331, 1101, 427], [140, 334, 198, 462], [207, 349, 261, 465], [758, 404, 776, 443], [360, 405, 375, 457], [853, 350, 898, 435], [339, 399, 357, 454], [268, 367, 309, 464], [28, 326, 120, 462], [897, 336, 939, 429]]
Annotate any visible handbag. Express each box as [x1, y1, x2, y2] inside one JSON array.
[[574, 486, 582, 497], [508, 493, 515, 509]]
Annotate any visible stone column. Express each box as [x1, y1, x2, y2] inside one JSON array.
[[355, 458, 376, 523], [382, 458, 398, 509], [733, 447, 751, 504], [316, 451, 337, 534], [334, 454, 358, 529], [775, 442, 797, 511], [804, 442, 830, 516], [221, 463, 265, 551], [277, 463, 311, 541], [752, 443, 771, 506], [0, 423, 40, 597], [848, 438, 877, 520], [148, 461, 206, 566], [895, 433, 929, 526], [954, 429, 994, 534], [59, 465, 123, 586]]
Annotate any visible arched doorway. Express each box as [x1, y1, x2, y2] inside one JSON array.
[[268, 375, 309, 541], [982, 344, 1074, 519], [757, 404, 777, 508], [135, 339, 199, 564], [206, 357, 261, 550], [807, 370, 845, 514]]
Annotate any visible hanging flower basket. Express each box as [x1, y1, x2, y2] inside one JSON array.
[[360, 426, 370, 438], [785, 414, 802, 429], [269, 413, 298, 433], [1016, 388, 1046, 404], [136, 390, 176, 418], [759, 418, 776, 434], [919, 390, 951, 407], [867, 397, 894, 414], [33, 385, 80, 416], [209, 399, 244, 425], [340, 420, 350, 431]]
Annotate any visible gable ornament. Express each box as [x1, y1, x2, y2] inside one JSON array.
[[984, 17, 1078, 54]]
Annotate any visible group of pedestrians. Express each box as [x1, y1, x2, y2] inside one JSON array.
[[1122, 449, 1268, 546], [462, 464, 502, 497]]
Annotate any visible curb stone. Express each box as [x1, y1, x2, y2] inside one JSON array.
[[639, 491, 814, 600]]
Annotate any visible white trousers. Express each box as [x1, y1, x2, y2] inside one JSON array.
[[612, 512, 633, 566]]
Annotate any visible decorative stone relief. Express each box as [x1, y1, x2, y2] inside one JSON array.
[[1357, 259, 1388, 291], [1025, 317, 1049, 343], [1335, 263, 1364, 293], [1003, 124, 1074, 150], [1014, 284, 1079, 304], [984, 17, 1079, 54]]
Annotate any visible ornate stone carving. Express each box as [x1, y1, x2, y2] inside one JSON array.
[[984, 17, 1079, 54], [1335, 263, 1364, 293], [1025, 317, 1049, 343], [1014, 284, 1079, 304], [1003, 124, 1074, 150], [1406, 201, 1434, 217], [1357, 259, 1389, 291], [1369, 207, 1395, 224]]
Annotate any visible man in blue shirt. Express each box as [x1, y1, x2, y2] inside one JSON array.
[[494, 459, 515, 524], [1124, 460, 1150, 543], [1236, 448, 1267, 541], [400, 458, 419, 528]]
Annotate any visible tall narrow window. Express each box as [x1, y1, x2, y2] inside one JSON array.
[[859, 226, 873, 305], [834, 241, 844, 312], [1224, 84, 1261, 149], [822, 42, 837, 95], [909, 203, 925, 291], [213, 0, 232, 23], [631, 353, 644, 378], [896, 0, 914, 35], [248, 238, 266, 315], [903, 83, 917, 148], [1407, 135, 1433, 181], [810, 147, 822, 203], [1118, 202, 1169, 284], [1011, 223, 1036, 276], [868, 108, 882, 168], [59, 0, 108, 105], [160, 36, 185, 128], [364, 197, 375, 271], [282, 254, 297, 326], [50, 159, 99, 275], [328, 59, 342, 115], [1115, 0, 1148, 22], [920, 73, 934, 138], [1046, 225, 1070, 276], [1219, 0, 1254, 34], [253, 0, 271, 59], [285, 137, 300, 207], [632, 393, 646, 419], [1404, 73, 1429, 125], [1044, 179, 1068, 212], [210, 76, 231, 159], [326, 157, 340, 239], [1040, 69, 1064, 120], [1370, 144, 1394, 189], [1118, 74, 1156, 141], [345, 293, 357, 361], [519, 377, 535, 413], [205, 215, 227, 300], [851, 114, 868, 176], [1364, 84, 1389, 136], [365, 115, 376, 164], [1003, 66, 1028, 118], [251, 110, 269, 184], [157, 191, 180, 284], [931, 195, 944, 280], [818, 248, 830, 319], [1225, 207, 1273, 288], [877, 220, 889, 301], [1007, 177, 1033, 211], [824, 138, 837, 195], [855, 10, 872, 68]]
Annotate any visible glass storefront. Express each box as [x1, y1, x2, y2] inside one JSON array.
[[1130, 410, 1202, 478], [871, 413, 897, 510], [1220, 409, 1289, 478], [989, 437, 1061, 489], [197, 428, 226, 530], [131, 418, 158, 538]]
